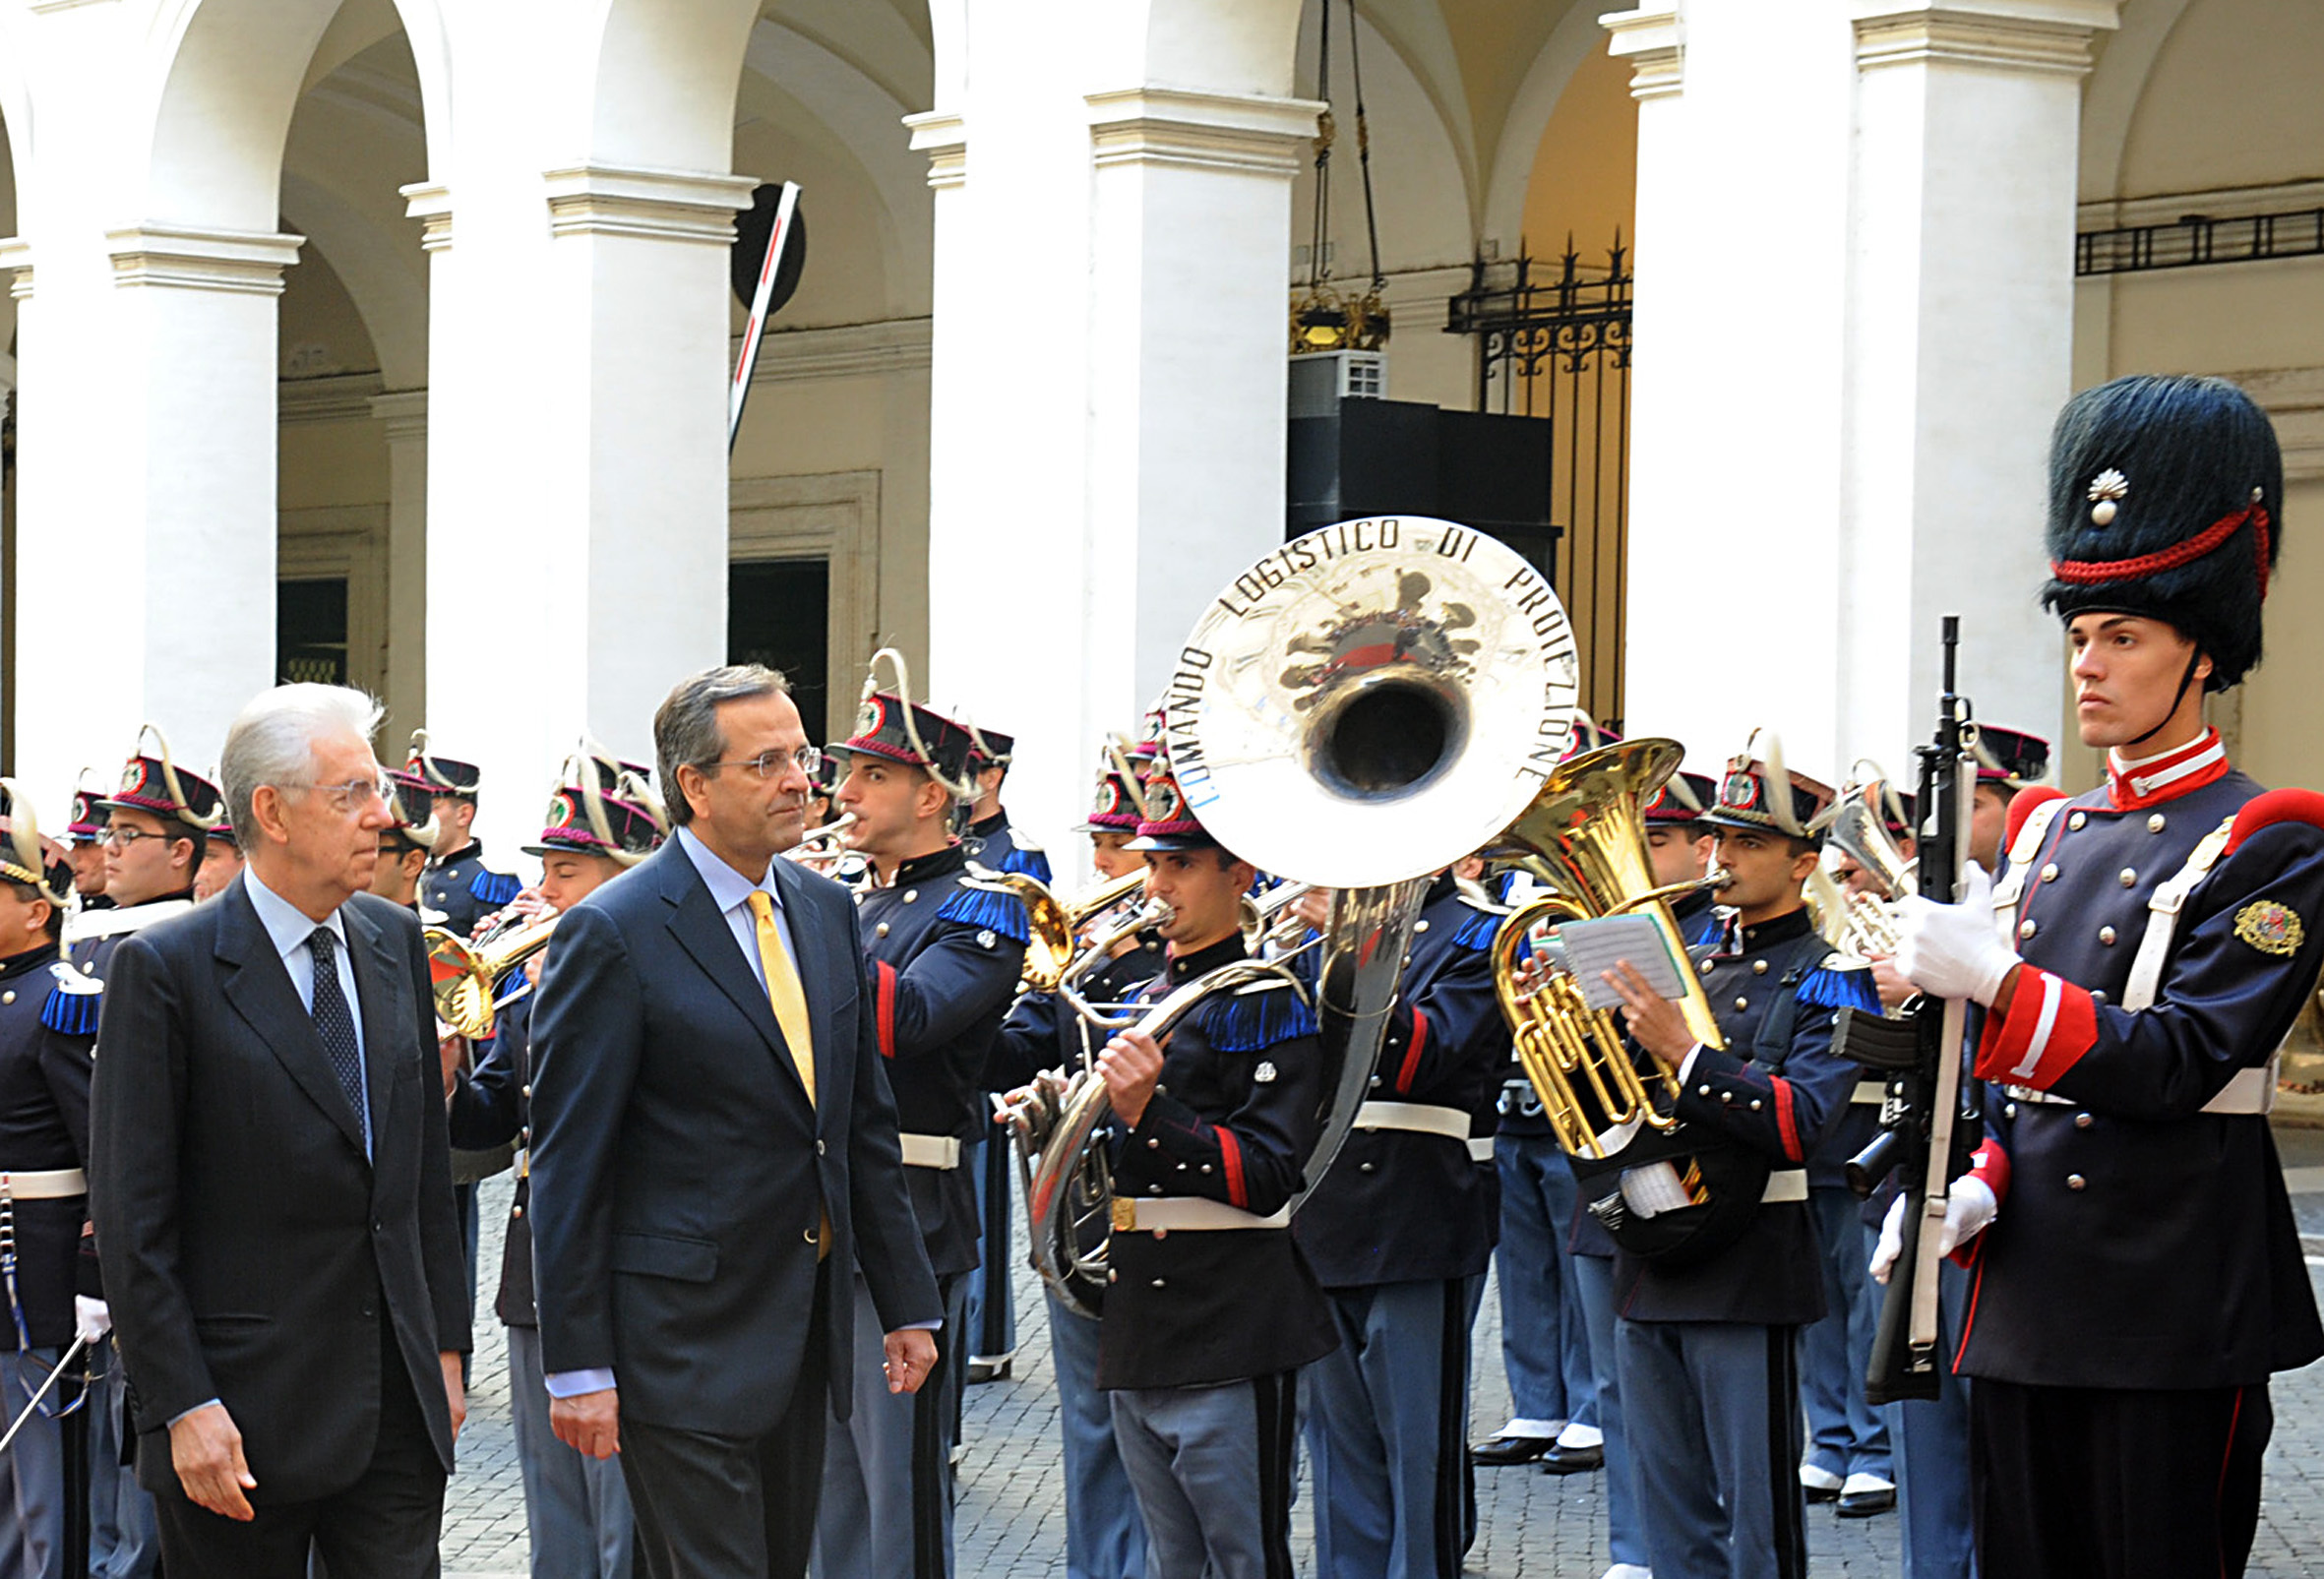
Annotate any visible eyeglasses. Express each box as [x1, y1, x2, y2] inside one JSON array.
[[100, 826, 173, 850], [306, 773, 397, 814], [700, 747, 823, 782]]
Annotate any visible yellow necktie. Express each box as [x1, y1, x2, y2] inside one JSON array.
[[749, 890, 829, 1257], [746, 890, 816, 1107]]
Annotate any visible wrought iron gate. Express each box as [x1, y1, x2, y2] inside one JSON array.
[[1447, 237, 1633, 730]]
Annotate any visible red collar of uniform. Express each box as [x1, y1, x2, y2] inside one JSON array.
[[2106, 728, 2229, 810]]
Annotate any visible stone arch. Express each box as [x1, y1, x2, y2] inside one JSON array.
[[135, 0, 449, 229]]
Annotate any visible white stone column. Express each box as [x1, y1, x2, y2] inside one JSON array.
[[1842, 2, 2115, 762], [913, 70, 1318, 866], [371, 390, 428, 750], [1614, 0, 2109, 779]]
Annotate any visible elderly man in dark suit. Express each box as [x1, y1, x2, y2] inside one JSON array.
[[89, 683, 471, 1578], [527, 664, 942, 1579]]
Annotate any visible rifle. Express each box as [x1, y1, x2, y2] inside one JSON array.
[[1830, 615, 1983, 1406]]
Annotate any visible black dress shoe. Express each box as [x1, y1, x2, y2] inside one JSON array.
[[1837, 1484, 1897, 1518], [1469, 1433, 1555, 1467], [1541, 1442, 1605, 1476]]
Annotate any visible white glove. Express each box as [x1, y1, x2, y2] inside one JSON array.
[[1894, 863, 2017, 1006], [74, 1296, 111, 1344], [1868, 1176, 1999, 1285]]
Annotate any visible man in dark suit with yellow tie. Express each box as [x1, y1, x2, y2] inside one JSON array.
[[527, 664, 943, 1579], [90, 684, 471, 1578]]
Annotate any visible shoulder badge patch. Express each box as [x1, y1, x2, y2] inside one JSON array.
[[2233, 900, 2305, 957]]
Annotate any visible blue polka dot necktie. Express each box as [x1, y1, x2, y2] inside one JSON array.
[[306, 927, 370, 1151]]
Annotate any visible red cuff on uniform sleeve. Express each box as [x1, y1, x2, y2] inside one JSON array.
[[874, 961, 897, 1058], [1393, 1007, 1431, 1094], [1214, 1125, 1249, 1209], [1949, 1139, 2011, 1270], [1973, 966, 2097, 1091]]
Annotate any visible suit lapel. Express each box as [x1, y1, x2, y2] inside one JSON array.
[[657, 846, 795, 1086], [770, 857, 838, 1127], [214, 885, 369, 1156], [343, 899, 402, 1155]]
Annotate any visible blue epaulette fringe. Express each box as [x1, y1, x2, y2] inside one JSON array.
[[1449, 909, 1502, 952], [936, 884, 1032, 945], [1200, 983, 1319, 1053], [1797, 958, 1881, 1014], [998, 847, 1054, 883], [470, 870, 521, 906], [39, 986, 100, 1037]]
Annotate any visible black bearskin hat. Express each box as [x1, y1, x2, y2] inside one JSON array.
[[2040, 375, 2283, 692]]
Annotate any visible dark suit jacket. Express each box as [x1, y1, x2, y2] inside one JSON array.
[[89, 881, 470, 1502], [527, 839, 941, 1437]]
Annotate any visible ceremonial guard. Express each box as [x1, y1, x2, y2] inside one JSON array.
[[1893, 374, 2324, 1579], [1093, 753, 1338, 1579], [818, 687, 1029, 1579], [0, 792, 98, 1579], [958, 724, 1044, 1384], [1474, 720, 1628, 1471], [407, 731, 520, 939], [1564, 765, 1721, 1579], [67, 732, 222, 1579], [451, 761, 663, 1579], [369, 772, 440, 912], [985, 742, 1159, 1579], [1599, 743, 1873, 1579], [1294, 865, 1509, 1579], [62, 779, 110, 913]]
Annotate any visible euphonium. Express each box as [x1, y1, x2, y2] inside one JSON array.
[[1484, 738, 1729, 1160], [1022, 516, 1584, 1318], [427, 903, 557, 1041]]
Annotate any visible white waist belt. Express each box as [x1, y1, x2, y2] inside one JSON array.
[[1354, 1102, 1473, 1142], [1112, 1196, 1291, 1233], [1761, 1170, 1808, 1204], [2003, 1056, 2275, 1118], [0, 1169, 87, 1200], [1851, 1080, 1887, 1107], [1467, 1137, 1497, 1163], [899, 1134, 963, 1170]]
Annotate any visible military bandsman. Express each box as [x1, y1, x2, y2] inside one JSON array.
[[1293, 862, 1510, 1579], [1093, 751, 1339, 1579], [1598, 741, 1874, 1579], [407, 731, 520, 939], [0, 791, 99, 1579], [818, 688, 1029, 1579], [450, 758, 664, 1579]]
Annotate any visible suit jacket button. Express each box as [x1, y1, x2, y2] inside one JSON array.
[[817, 1139, 826, 1156], [2065, 1173, 2086, 1191]]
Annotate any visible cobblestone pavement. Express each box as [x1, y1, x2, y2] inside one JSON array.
[[446, 1131, 2324, 1577]]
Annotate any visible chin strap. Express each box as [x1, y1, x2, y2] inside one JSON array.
[[2123, 649, 2206, 751]]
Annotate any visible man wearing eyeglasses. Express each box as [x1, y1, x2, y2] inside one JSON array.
[[63, 733, 228, 1579], [817, 691, 1029, 1579], [89, 684, 471, 1577], [527, 664, 942, 1579]]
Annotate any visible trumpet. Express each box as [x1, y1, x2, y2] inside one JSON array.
[[427, 898, 558, 1041], [787, 813, 859, 866]]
